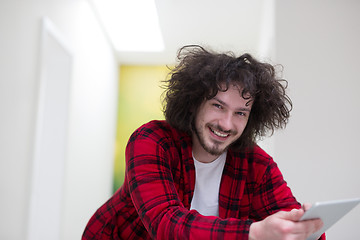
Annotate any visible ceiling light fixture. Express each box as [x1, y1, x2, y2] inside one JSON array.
[[90, 0, 164, 52]]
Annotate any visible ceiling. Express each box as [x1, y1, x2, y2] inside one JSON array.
[[114, 0, 267, 65]]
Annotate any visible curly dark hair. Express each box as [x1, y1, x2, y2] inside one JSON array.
[[162, 45, 292, 150]]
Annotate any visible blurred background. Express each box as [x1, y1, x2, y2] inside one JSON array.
[[1, 0, 359, 239]]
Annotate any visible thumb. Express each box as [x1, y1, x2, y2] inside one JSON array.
[[279, 208, 304, 222]]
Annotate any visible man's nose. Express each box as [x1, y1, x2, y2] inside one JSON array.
[[219, 112, 233, 132]]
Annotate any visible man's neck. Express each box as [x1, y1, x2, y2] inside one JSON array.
[[193, 151, 219, 163]]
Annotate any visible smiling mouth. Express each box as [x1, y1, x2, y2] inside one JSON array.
[[209, 127, 230, 138]]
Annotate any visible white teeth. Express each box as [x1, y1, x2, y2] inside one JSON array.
[[211, 128, 229, 137]]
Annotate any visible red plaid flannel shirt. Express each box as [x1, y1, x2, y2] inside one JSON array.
[[82, 120, 325, 239]]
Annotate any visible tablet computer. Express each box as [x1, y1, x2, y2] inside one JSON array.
[[299, 198, 360, 240]]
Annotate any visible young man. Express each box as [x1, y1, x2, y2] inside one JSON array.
[[82, 45, 324, 239]]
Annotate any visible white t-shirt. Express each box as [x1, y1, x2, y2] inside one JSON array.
[[190, 152, 227, 216]]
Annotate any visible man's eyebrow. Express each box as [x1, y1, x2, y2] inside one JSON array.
[[213, 97, 251, 112]]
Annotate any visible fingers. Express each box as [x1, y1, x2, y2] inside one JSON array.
[[279, 208, 305, 222], [301, 218, 324, 234], [290, 218, 324, 240], [252, 209, 324, 240], [277, 208, 324, 236], [302, 202, 312, 211]]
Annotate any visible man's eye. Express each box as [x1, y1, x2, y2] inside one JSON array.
[[236, 112, 245, 116], [213, 104, 222, 109]]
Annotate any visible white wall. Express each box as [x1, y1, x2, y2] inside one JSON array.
[[256, 0, 276, 156], [274, 1, 360, 238], [0, 1, 118, 239]]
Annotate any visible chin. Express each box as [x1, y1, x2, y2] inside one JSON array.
[[204, 143, 229, 156]]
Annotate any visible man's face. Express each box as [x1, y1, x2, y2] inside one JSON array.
[[192, 84, 252, 162]]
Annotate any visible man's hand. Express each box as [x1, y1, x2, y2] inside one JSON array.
[[249, 207, 323, 240]]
